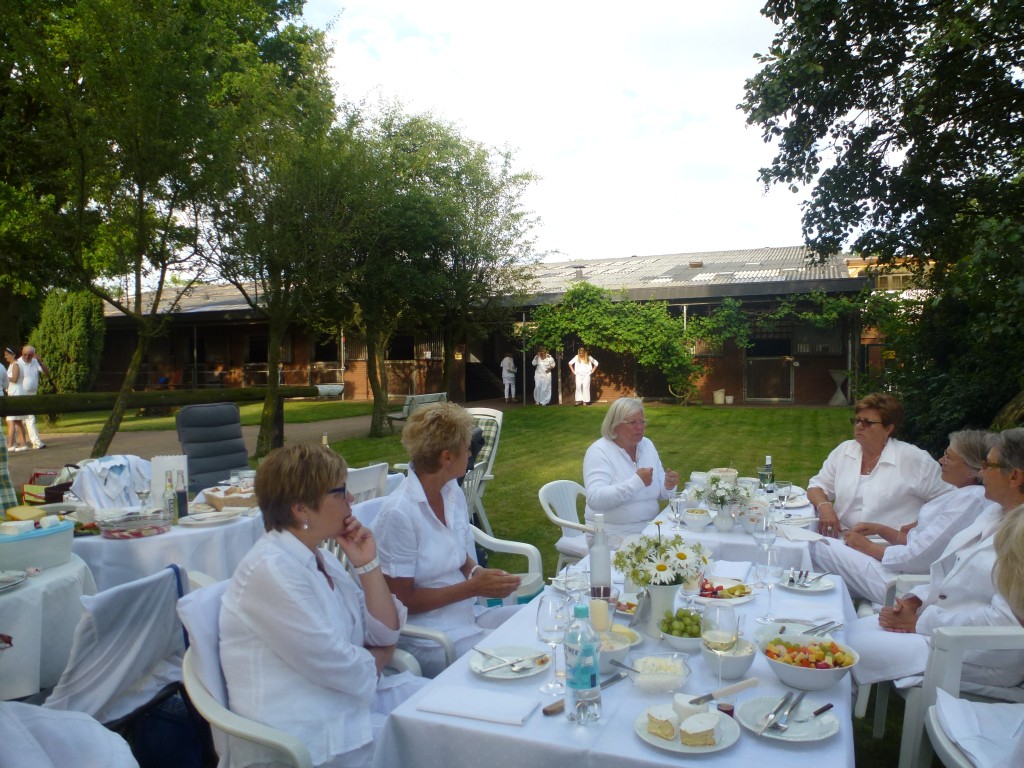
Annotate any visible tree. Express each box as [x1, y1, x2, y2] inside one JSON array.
[[3, 0, 324, 456], [742, 0, 1024, 429], [28, 290, 106, 406]]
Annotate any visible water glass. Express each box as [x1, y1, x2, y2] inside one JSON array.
[[536, 595, 570, 695], [755, 549, 784, 624], [702, 603, 738, 689], [775, 480, 792, 512]]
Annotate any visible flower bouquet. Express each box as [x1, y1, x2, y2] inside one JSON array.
[[613, 527, 713, 587], [694, 474, 750, 510]]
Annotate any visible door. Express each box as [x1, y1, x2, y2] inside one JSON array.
[[745, 357, 793, 402]]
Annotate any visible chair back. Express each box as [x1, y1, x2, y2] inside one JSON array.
[[45, 565, 189, 724], [345, 463, 389, 504], [465, 408, 502, 478], [539, 480, 587, 530], [176, 403, 249, 493]]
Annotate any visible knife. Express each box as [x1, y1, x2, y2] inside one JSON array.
[[755, 691, 793, 736], [799, 571, 832, 588], [688, 676, 759, 705], [542, 672, 627, 715], [479, 652, 550, 674], [770, 690, 806, 731]]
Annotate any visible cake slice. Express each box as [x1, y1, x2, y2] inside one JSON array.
[[646, 704, 680, 740], [679, 711, 720, 747]]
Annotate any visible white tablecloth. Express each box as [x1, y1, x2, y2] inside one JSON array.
[[373, 575, 860, 768], [0, 555, 97, 700], [72, 513, 264, 592], [643, 513, 814, 571]]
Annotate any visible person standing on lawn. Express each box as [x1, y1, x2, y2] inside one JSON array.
[[17, 346, 49, 450]]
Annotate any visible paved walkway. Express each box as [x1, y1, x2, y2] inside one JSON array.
[[5, 398, 518, 491]]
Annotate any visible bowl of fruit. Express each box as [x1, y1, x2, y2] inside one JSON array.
[[659, 607, 703, 652], [759, 633, 859, 690]]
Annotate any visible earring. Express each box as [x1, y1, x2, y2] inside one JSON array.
[[302, 519, 309, 531]]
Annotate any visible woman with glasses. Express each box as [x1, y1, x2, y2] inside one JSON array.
[[806, 392, 951, 537], [582, 397, 680, 545], [220, 444, 424, 768], [810, 430, 999, 603], [848, 428, 1024, 690], [372, 402, 521, 677]]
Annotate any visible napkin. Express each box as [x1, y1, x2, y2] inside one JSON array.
[[778, 523, 824, 542], [416, 684, 539, 725], [935, 688, 1024, 767], [712, 560, 751, 582]]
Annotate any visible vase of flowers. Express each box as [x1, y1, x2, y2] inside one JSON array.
[[695, 474, 750, 511], [613, 526, 713, 637]]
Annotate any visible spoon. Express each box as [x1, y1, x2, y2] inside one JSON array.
[[609, 658, 642, 674]]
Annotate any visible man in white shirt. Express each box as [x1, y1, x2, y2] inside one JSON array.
[[16, 346, 49, 450]]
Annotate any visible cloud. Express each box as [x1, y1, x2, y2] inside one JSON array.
[[302, 1, 806, 261]]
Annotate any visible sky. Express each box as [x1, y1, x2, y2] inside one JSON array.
[[300, 1, 806, 263]]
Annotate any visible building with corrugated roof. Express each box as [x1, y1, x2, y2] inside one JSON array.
[[98, 245, 870, 405]]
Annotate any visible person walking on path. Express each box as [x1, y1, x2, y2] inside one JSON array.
[[499, 351, 517, 403], [568, 347, 598, 406], [17, 345, 50, 450], [532, 346, 556, 405], [4, 348, 29, 452]]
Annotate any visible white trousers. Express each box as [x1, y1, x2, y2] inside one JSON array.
[[23, 413, 43, 448], [574, 373, 591, 403], [502, 378, 516, 399]]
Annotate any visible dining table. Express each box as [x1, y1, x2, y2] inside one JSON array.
[[0, 555, 97, 700], [373, 562, 861, 768], [71, 511, 264, 592]]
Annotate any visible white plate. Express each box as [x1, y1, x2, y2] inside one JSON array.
[[616, 592, 639, 616], [633, 710, 740, 754], [777, 574, 835, 593], [179, 511, 242, 527], [549, 574, 589, 594], [609, 625, 644, 647], [784, 497, 812, 509], [736, 695, 840, 742], [693, 578, 755, 606], [469, 646, 551, 680], [0, 570, 28, 593]]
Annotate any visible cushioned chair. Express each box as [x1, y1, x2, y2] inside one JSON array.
[[538, 480, 593, 571], [462, 408, 503, 536], [176, 403, 249, 493]]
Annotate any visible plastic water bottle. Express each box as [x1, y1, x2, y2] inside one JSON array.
[[589, 513, 611, 589], [564, 601, 601, 724]]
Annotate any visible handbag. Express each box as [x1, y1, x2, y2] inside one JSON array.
[[44, 464, 80, 504]]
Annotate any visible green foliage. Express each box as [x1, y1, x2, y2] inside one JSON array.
[[531, 284, 751, 398], [29, 291, 106, 402]]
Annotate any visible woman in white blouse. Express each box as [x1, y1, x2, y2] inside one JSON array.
[[806, 392, 951, 536], [220, 444, 423, 768], [811, 429, 998, 603], [582, 397, 680, 545], [568, 346, 598, 406], [373, 402, 521, 677]]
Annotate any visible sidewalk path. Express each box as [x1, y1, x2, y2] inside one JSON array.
[[5, 414, 375, 491]]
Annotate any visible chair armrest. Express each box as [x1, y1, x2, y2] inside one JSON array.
[[188, 571, 218, 590], [392, 463, 410, 474], [472, 526, 543, 574], [401, 623, 457, 668], [556, 519, 595, 535], [386, 648, 422, 677], [182, 651, 313, 768], [884, 574, 930, 606]]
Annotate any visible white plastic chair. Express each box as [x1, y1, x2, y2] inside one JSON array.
[[346, 463, 389, 504], [919, 626, 1024, 768], [538, 479, 594, 571], [463, 407, 503, 536]]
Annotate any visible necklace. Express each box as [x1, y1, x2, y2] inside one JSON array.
[[862, 453, 881, 474]]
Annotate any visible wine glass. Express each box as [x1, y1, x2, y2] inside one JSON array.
[[667, 494, 683, 530], [755, 549, 785, 624], [536, 594, 569, 695], [137, 488, 151, 512], [748, 516, 776, 586], [702, 603, 738, 689], [775, 481, 792, 514]]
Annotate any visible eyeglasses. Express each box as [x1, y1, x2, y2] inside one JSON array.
[[850, 417, 883, 427], [940, 449, 960, 463], [979, 460, 1009, 472], [623, 419, 647, 427], [328, 484, 347, 496]]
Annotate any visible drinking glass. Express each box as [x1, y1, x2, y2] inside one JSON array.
[[757, 465, 774, 491], [136, 489, 151, 512], [755, 549, 784, 624], [667, 494, 683, 530], [536, 594, 570, 695], [702, 603, 738, 689], [749, 516, 776, 586], [775, 480, 792, 513]]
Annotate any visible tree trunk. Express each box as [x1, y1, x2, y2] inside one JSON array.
[[91, 334, 149, 457], [256, 318, 287, 457], [440, 324, 457, 394], [365, 325, 391, 437]]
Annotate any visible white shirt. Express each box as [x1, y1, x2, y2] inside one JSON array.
[[372, 471, 480, 644], [16, 356, 43, 395], [583, 436, 672, 540], [569, 355, 597, 377], [808, 437, 952, 529], [532, 355, 555, 377], [499, 356, 517, 380], [220, 530, 405, 767], [880, 484, 996, 571]]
